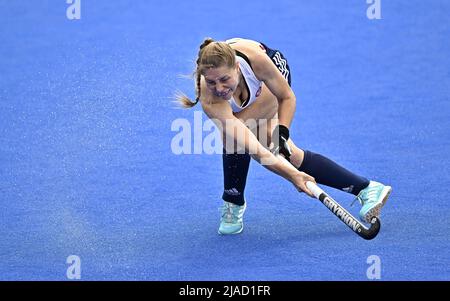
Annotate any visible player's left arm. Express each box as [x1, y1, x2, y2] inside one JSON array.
[[252, 51, 296, 128]]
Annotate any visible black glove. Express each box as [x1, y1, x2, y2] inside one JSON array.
[[271, 124, 292, 161]]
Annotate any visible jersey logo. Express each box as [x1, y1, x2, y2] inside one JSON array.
[[255, 86, 262, 97]]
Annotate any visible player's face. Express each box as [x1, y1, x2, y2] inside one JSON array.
[[203, 64, 239, 100]]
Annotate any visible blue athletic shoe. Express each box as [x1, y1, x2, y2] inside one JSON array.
[[218, 201, 246, 235], [356, 181, 392, 222]]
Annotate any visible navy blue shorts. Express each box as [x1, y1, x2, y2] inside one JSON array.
[[260, 42, 292, 86]]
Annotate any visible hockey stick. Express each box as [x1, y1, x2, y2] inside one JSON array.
[[306, 181, 380, 240]]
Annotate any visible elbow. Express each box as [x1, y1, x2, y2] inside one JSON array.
[[278, 93, 296, 106], [289, 93, 296, 105]]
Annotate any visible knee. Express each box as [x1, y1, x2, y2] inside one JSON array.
[[289, 143, 305, 169]]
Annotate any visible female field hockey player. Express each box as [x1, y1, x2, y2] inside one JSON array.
[[177, 37, 392, 235]]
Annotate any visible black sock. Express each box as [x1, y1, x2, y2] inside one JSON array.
[[222, 150, 251, 206], [298, 150, 370, 195]]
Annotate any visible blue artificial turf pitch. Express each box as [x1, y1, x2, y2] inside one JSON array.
[[0, 0, 449, 280]]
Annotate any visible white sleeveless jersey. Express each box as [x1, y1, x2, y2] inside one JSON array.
[[226, 39, 263, 113]]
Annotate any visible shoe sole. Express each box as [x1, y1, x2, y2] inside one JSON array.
[[363, 186, 392, 223], [218, 225, 244, 235]]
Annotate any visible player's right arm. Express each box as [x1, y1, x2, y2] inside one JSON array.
[[200, 90, 315, 197]]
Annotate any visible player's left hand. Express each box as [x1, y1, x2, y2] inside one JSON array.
[[271, 124, 292, 161]]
